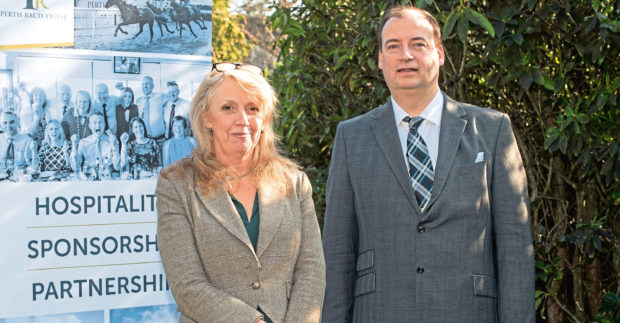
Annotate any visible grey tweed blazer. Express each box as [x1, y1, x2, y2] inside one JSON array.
[[156, 167, 325, 323], [322, 93, 535, 322]]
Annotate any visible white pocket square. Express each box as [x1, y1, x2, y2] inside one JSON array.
[[475, 152, 484, 163]]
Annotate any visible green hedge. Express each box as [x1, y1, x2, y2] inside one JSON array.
[[270, 0, 619, 321]]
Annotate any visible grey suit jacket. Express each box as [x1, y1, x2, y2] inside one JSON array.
[[322, 94, 535, 322], [156, 167, 325, 323]]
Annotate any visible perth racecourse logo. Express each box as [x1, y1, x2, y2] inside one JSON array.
[[24, 0, 47, 10]]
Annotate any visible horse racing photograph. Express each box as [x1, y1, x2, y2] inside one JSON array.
[[74, 0, 212, 56]]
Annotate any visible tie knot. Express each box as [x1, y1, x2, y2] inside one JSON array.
[[171, 103, 176, 108], [403, 116, 424, 130]]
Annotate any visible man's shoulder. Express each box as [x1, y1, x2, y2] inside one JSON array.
[[339, 104, 387, 129], [15, 133, 34, 143], [450, 98, 507, 123]]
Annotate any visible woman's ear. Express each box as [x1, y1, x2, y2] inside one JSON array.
[[201, 111, 212, 129]]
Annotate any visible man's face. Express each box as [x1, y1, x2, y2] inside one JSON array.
[[96, 85, 109, 103], [378, 10, 444, 97], [61, 86, 72, 106], [89, 114, 105, 136], [167, 85, 179, 102], [0, 114, 18, 137], [142, 78, 154, 96]]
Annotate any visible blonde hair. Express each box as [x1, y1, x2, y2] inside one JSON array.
[[163, 68, 299, 194], [42, 119, 66, 146]]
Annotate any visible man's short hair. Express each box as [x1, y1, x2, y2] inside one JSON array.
[[378, 5, 443, 51], [167, 81, 178, 87]]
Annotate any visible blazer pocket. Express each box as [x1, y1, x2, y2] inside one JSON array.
[[472, 274, 497, 298], [353, 272, 375, 297], [356, 249, 375, 272], [285, 280, 293, 300], [458, 160, 487, 176]]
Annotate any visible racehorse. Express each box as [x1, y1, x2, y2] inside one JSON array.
[[169, 0, 208, 39], [145, 2, 175, 36], [105, 0, 168, 43]]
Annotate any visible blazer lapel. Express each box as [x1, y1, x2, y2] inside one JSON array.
[[194, 186, 254, 251], [424, 94, 466, 216], [370, 102, 421, 215], [255, 186, 285, 258]]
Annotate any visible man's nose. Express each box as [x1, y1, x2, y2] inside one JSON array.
[[399, 47, 414, 61]]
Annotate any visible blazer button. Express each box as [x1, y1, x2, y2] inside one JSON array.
[[417, 225, 425, 233], [252, 282, 260, 289], [416, 267, 424, 273]]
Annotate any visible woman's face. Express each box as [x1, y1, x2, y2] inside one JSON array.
[[76, 94, 90, 116], [172, 120, 185, 138], [122, 91, 133, 108], [32, 91, 45, 107], [203, 77, 263, 161], [47, 123, 61, 141], [132, 120, 145, 139]]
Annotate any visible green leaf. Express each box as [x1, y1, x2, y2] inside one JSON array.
[[465, 8, 495, 37], [513, 33, 524, 45], [520, 71, 533, 90], [457, 15, 468, 43], [442, 11, 458, 40]]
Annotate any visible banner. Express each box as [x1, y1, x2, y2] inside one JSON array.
[[0, 0, 74, 50], [0, 46, 210, 322]]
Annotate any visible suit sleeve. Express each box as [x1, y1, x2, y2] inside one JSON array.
[[156, 176, 263, 323], [283, 172, 326, 323], [321, 122, 358, 322], [491, 114, 535, 323]]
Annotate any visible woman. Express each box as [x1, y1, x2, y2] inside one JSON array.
[[62, 90, 93, 142], [120, 116, 161, 176], [115, 87, 139, 144], [155, 63, 325, 323], [162, 115, 196, 167], [38, 120, 72, 173]]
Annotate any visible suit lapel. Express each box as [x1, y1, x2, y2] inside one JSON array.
[[370, 102, 421, 215], [255, 185, 285, 258], [424, 94, 466, 216], [194, 186, 254, 251]]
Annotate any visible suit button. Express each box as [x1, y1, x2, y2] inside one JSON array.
[[252, 282, 260, 289], [416, 267, 424, 273], [417, 225, 425, 233]]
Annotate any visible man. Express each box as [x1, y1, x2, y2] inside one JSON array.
[[71, 112, 120, 174], [163, 81, 191, 139], [92, 83, 120, 136], [0, 111, 36, 171], [322, 6, 535, 323], [135, 76, 167, 143], [54, 84, 73, 121]]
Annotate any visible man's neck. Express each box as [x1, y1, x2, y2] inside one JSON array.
[[391, 86, 439, 116]]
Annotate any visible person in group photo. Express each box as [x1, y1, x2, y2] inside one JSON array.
[[120, 116, 161, 177], [115, 86, 139, 145], [38, 119, 72, 173], [136, 76, 167, 143], [163, 81, 191, 139], [321, 5, 534, 323], [162, 115, 195, 168], [20, 87, 50, 147], [156, 62, 325, 323], [71, 112, 121, 179], [93, 83, 120, 136], [62, 90, 94, 142], [56, 84, 74, 120], [0, 111, 37, 173]]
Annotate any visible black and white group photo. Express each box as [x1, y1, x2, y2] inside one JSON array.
[[0, 49, 210, 182]]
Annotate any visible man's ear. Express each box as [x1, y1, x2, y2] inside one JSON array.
[[378, 49, 384, 70]]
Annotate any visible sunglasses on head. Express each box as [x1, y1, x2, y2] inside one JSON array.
[[211, 62, 264, 77]]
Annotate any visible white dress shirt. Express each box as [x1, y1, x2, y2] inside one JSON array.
[[136, 92, 167, 139], [393, 88, 443, 170]]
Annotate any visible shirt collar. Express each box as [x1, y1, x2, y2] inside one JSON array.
[[392, 88, 444, 127]]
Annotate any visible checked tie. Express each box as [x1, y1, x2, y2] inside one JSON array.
[[404, 116, 434, 211]]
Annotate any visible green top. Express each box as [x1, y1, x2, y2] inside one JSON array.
[[230, 193, 272, 323], [230, 193, 260, 251]]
